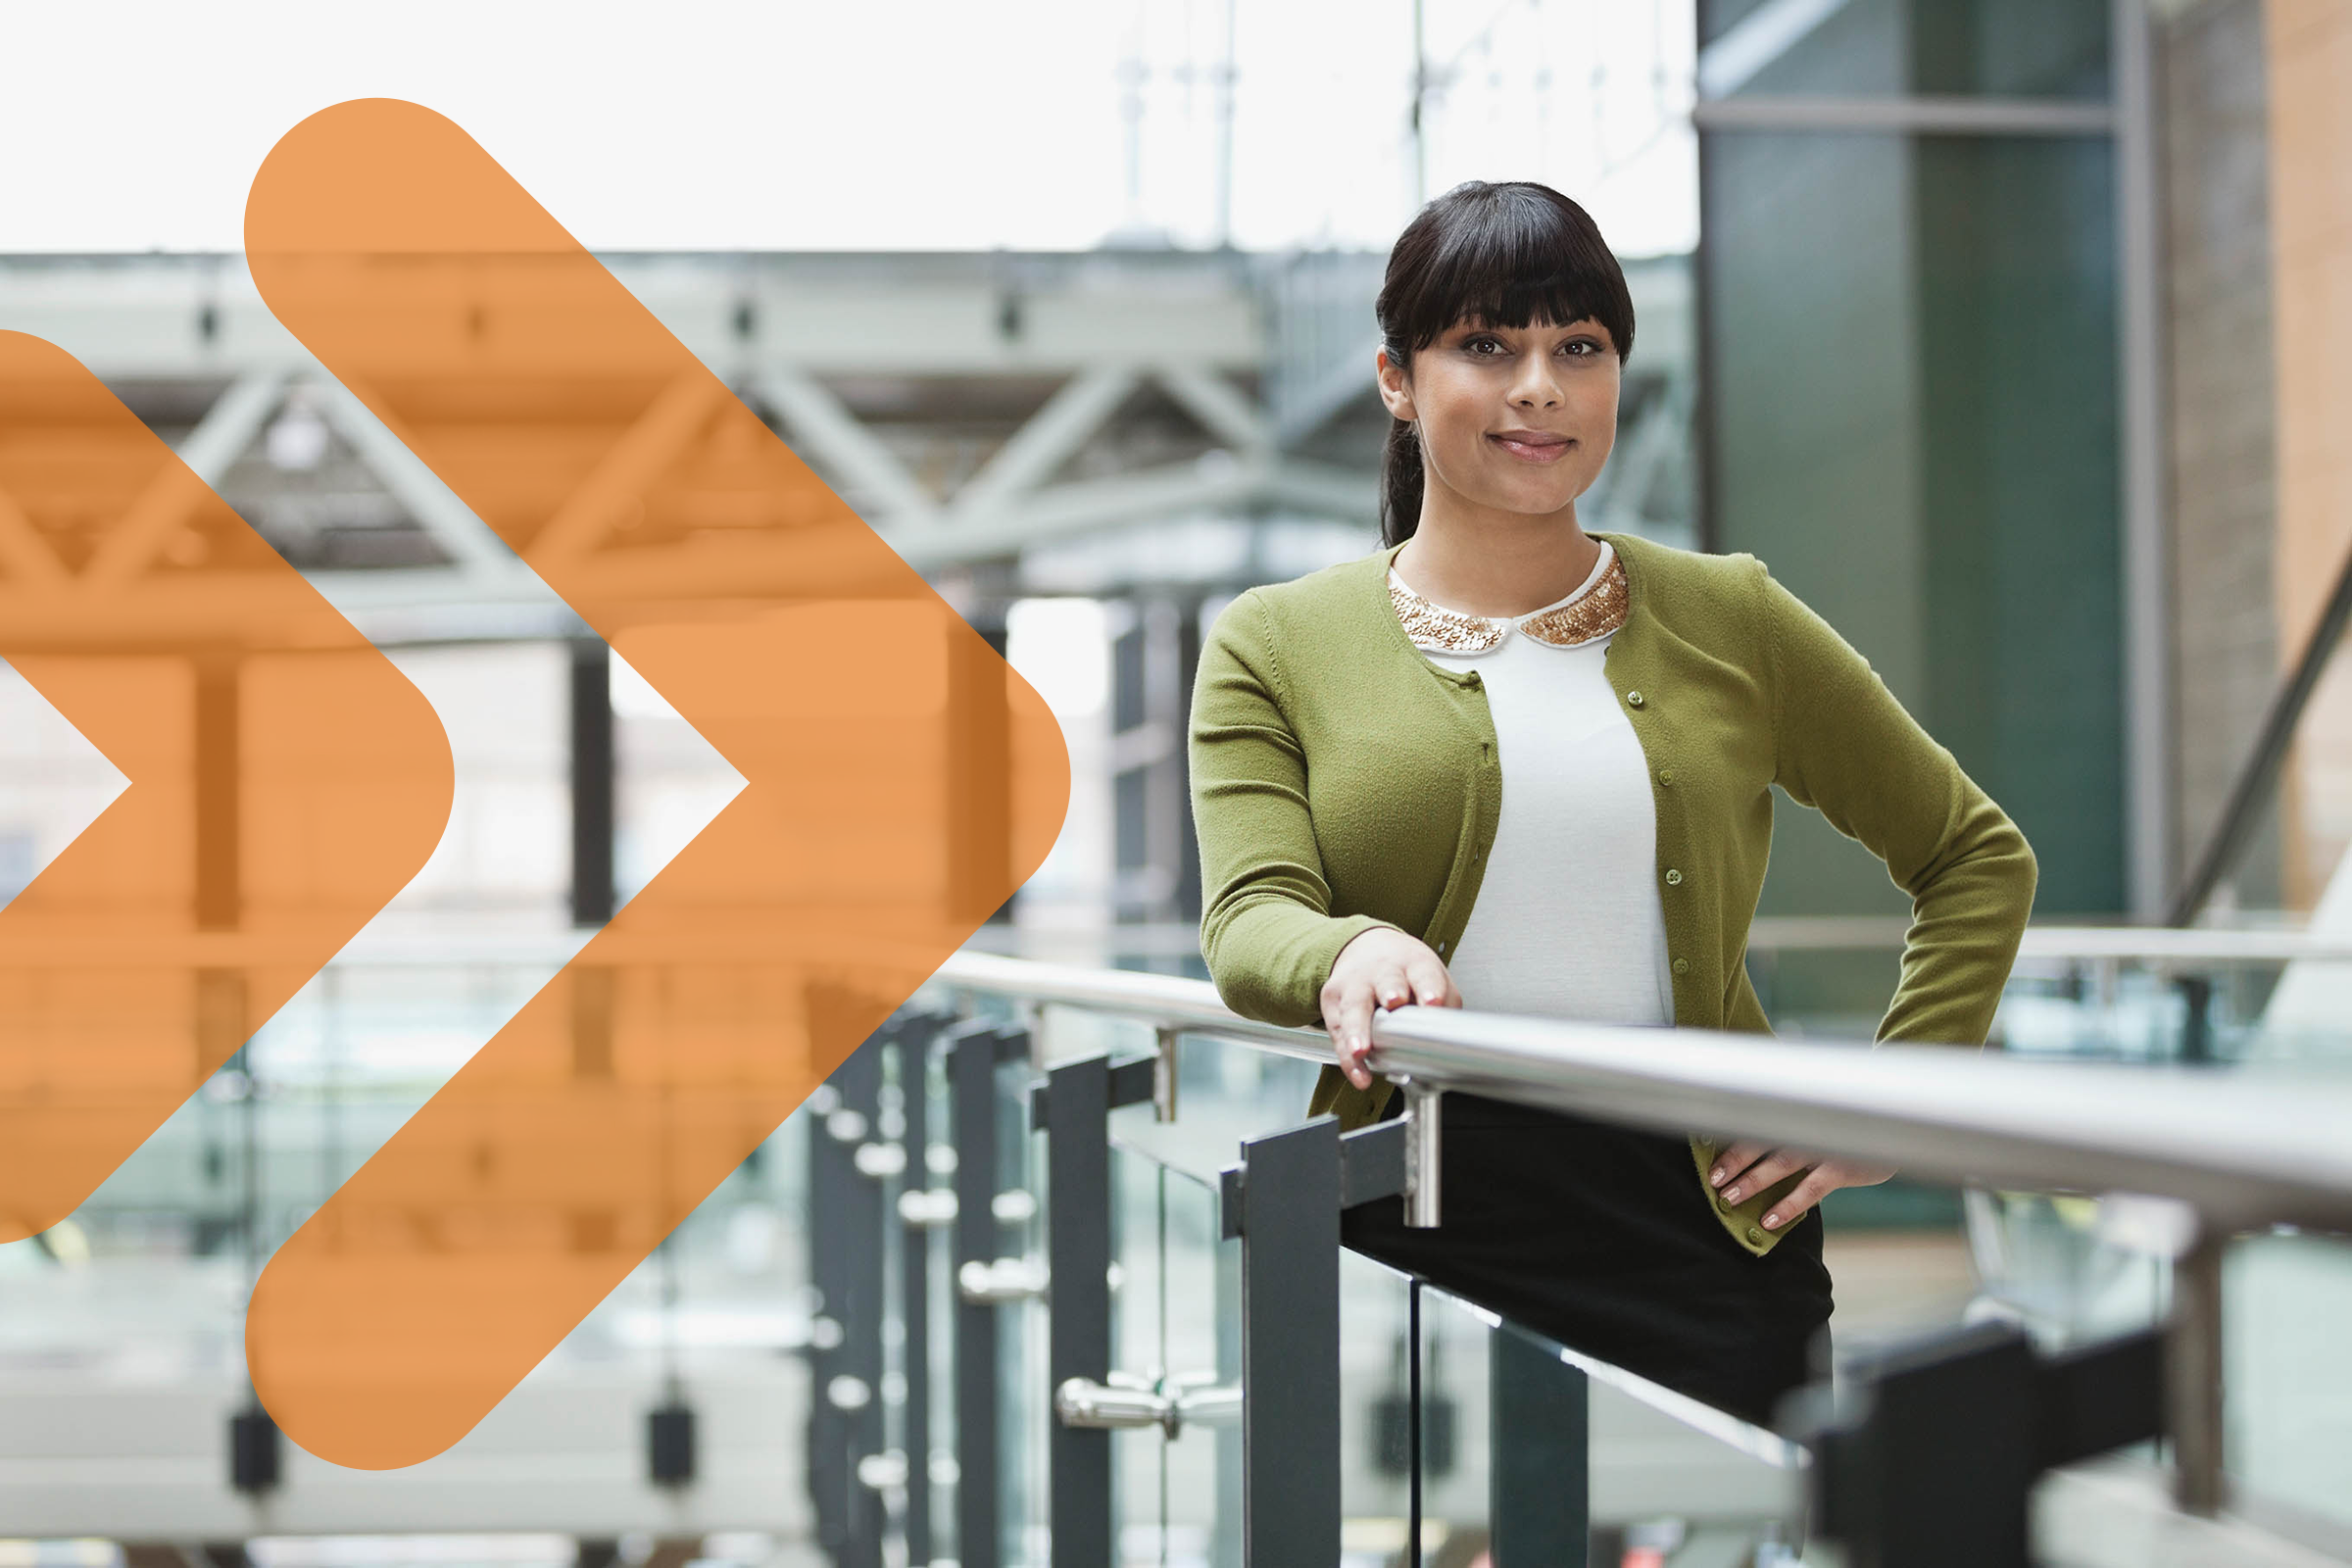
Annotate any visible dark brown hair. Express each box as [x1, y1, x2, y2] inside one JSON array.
[[1376, 180, 1636, 546]]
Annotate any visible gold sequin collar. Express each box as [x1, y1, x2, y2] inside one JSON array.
[[1388, 542, 1629, 653]]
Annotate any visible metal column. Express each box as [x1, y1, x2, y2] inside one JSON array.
[[2112, 0, 2174, 921], [2168, 1235, 2228, 1514], [568, 638, 614, 928], [1109, 596, 1205, 926], [947, 612, 1016, 930], [193, 653, 248, 1084]]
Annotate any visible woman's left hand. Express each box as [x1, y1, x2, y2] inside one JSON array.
[[1708, 1142, 1898, 1233]]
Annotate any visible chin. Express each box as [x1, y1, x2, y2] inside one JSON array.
[[1483, 481, 1589, 517]]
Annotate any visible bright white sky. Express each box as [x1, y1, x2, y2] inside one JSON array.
[[0, 0, 1697, 257]]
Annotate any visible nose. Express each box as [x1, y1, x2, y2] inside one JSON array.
[[1508, 355, 1564, 409]]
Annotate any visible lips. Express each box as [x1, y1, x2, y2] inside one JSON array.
[[1487, 430, 1575, 463]]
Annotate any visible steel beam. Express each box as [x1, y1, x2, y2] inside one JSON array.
[[950, 366, 1139, 522], [309, 373, 526, 578], [1152, 363, 1269, 455], [532, 372, 722, 564], [1692, 96, 2116, 135], [86, 368, 289, 586], [1695, 0, 1854, 99]]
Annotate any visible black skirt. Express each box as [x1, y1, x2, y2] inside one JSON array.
[[1339, 1089, 1836, 1432]]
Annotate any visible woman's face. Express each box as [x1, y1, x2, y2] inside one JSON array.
[[1375, 313, 1620, 522]]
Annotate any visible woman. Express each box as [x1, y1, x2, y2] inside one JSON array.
[[1187, 180, 2037, 1428]]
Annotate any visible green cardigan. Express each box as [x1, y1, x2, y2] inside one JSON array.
[[1187, 529, 2038, 1257]]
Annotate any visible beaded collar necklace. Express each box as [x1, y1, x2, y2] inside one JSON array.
[[1387, 540, 1628, 653]]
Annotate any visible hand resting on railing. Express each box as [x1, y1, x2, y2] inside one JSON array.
[[1321, 923, 1462, 1090]]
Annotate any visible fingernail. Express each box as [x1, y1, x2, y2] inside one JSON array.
[[1763, 1212, 1782, 1229], [1708, 1166, 1725, 1187], [1723, 1187, 1741, 1202]]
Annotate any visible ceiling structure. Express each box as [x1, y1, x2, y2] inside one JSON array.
[[0, 248, 1692, 648]]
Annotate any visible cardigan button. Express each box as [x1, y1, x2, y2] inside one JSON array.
[[1745, 1226, 1766, 1246], [1671, 957, 1690, 976], [1665, 868, 1683, 886], [1658, 768, 1674, 785], [1626, 690, 1644, 707]]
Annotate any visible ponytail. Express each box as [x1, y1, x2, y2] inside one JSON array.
[[1379, 387, 1425, 547]]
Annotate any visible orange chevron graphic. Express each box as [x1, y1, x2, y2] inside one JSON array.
[[0, 331, 453, 1242], [242, 100, 1069, 1467]]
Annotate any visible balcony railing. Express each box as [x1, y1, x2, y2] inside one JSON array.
[[848, 941, 2352, 1568], [6, 924, 2349, 1559]]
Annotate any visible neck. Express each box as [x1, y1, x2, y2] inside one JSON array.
[[1393, 491, 1602, 619]]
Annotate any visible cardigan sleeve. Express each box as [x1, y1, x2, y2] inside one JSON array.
[[1189, 589, 1406, 1029], [1756, 562, 2038, 1049]]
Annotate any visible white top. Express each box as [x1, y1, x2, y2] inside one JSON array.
[[1388, 538, 1676, 1026]]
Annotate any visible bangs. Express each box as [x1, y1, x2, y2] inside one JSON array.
[[1379, 182, 1636, 364]]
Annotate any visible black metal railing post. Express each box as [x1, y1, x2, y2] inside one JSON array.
[[1041, 1054, 1112, 1568], [2175, 973, 2215, 1063], [1226, 1116, 1343, 1566], [1491, 1327, 1589, 1565], [804, 1020, 891, 1568], [949, 1020, 1031, 1568], [1213, 1111, 1413, 1566], [894, 1012, 949, 1567], [1030, 1050, 1158, 1568], [1788, 1319, 2166, 1568]]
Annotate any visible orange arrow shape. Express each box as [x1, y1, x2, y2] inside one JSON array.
[[0, 331, 453, 1240], [243, 99, 1070, 1467]]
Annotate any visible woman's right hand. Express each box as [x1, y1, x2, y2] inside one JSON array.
[[1320, 927, 1463, 1091]]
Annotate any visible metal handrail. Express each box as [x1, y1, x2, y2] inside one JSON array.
[[956, 917, 2352, 965], [2, 917, 2348, 968], [2015, 925, 2352, 963], [932, 951, 2352, 1233]]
